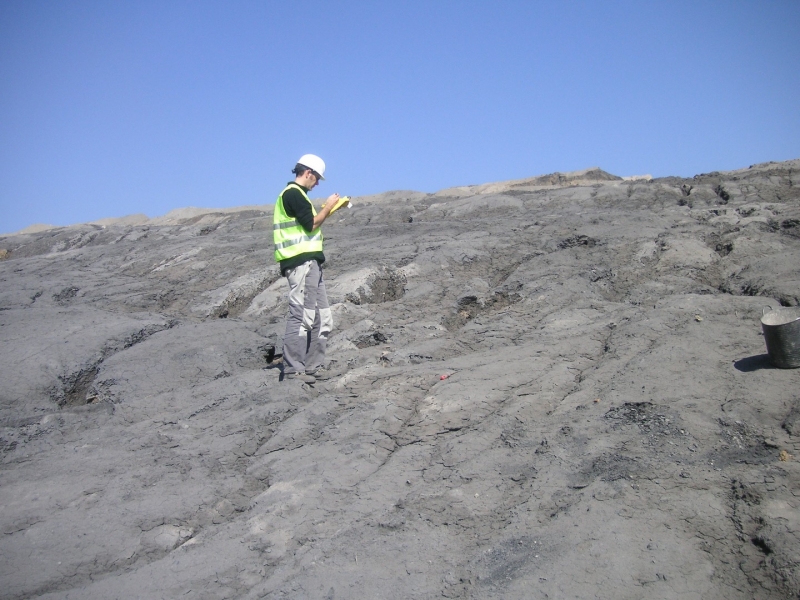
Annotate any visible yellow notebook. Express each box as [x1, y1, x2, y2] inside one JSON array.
[[328, 195, 352, 215]]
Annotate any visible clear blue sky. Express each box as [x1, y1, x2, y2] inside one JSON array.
[[1, 1, 799, 234]]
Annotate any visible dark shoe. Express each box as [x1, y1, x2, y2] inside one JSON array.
[[284, 372, 316, 384]]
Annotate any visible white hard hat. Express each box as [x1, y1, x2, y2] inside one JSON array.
[[297, 154, 326, 179]]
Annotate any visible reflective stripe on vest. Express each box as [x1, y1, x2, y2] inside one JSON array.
[[273, 183, 324, 262]]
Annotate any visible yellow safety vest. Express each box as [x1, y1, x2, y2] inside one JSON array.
[[273, 183, 323, 262]]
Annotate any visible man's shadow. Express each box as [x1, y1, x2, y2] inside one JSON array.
[[733, 354, 775, 372]]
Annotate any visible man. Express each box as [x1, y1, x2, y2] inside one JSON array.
[[273, 154, 340, 384]]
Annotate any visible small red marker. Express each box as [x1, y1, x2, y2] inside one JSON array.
[[440, 374, 448, 380]]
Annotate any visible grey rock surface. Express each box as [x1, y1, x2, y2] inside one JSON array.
[[1, 160, 799, 599]]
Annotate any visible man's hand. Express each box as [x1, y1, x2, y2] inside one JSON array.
[[324, 193, 340, 210], [313, 193, 340, 229]]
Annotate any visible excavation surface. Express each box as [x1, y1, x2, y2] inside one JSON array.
[[1, 161, 799, 599]]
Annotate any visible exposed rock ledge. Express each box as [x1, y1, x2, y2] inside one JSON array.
[[0, 159, 798, 599]]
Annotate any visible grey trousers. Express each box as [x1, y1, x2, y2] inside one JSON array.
[[282, 260, 332, 375]]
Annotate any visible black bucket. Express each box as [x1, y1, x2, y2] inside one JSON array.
[[761, 306, 800, 369]]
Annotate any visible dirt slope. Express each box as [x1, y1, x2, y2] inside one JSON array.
[[1, 161, 798, 599]]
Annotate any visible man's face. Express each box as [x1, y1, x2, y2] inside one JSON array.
[[301, 169, 319, 190]]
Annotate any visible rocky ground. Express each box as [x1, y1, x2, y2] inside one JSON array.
[[1, 160, 799, 599]]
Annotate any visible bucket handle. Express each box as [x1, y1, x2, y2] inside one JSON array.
[[762, 305, 775, 317]]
